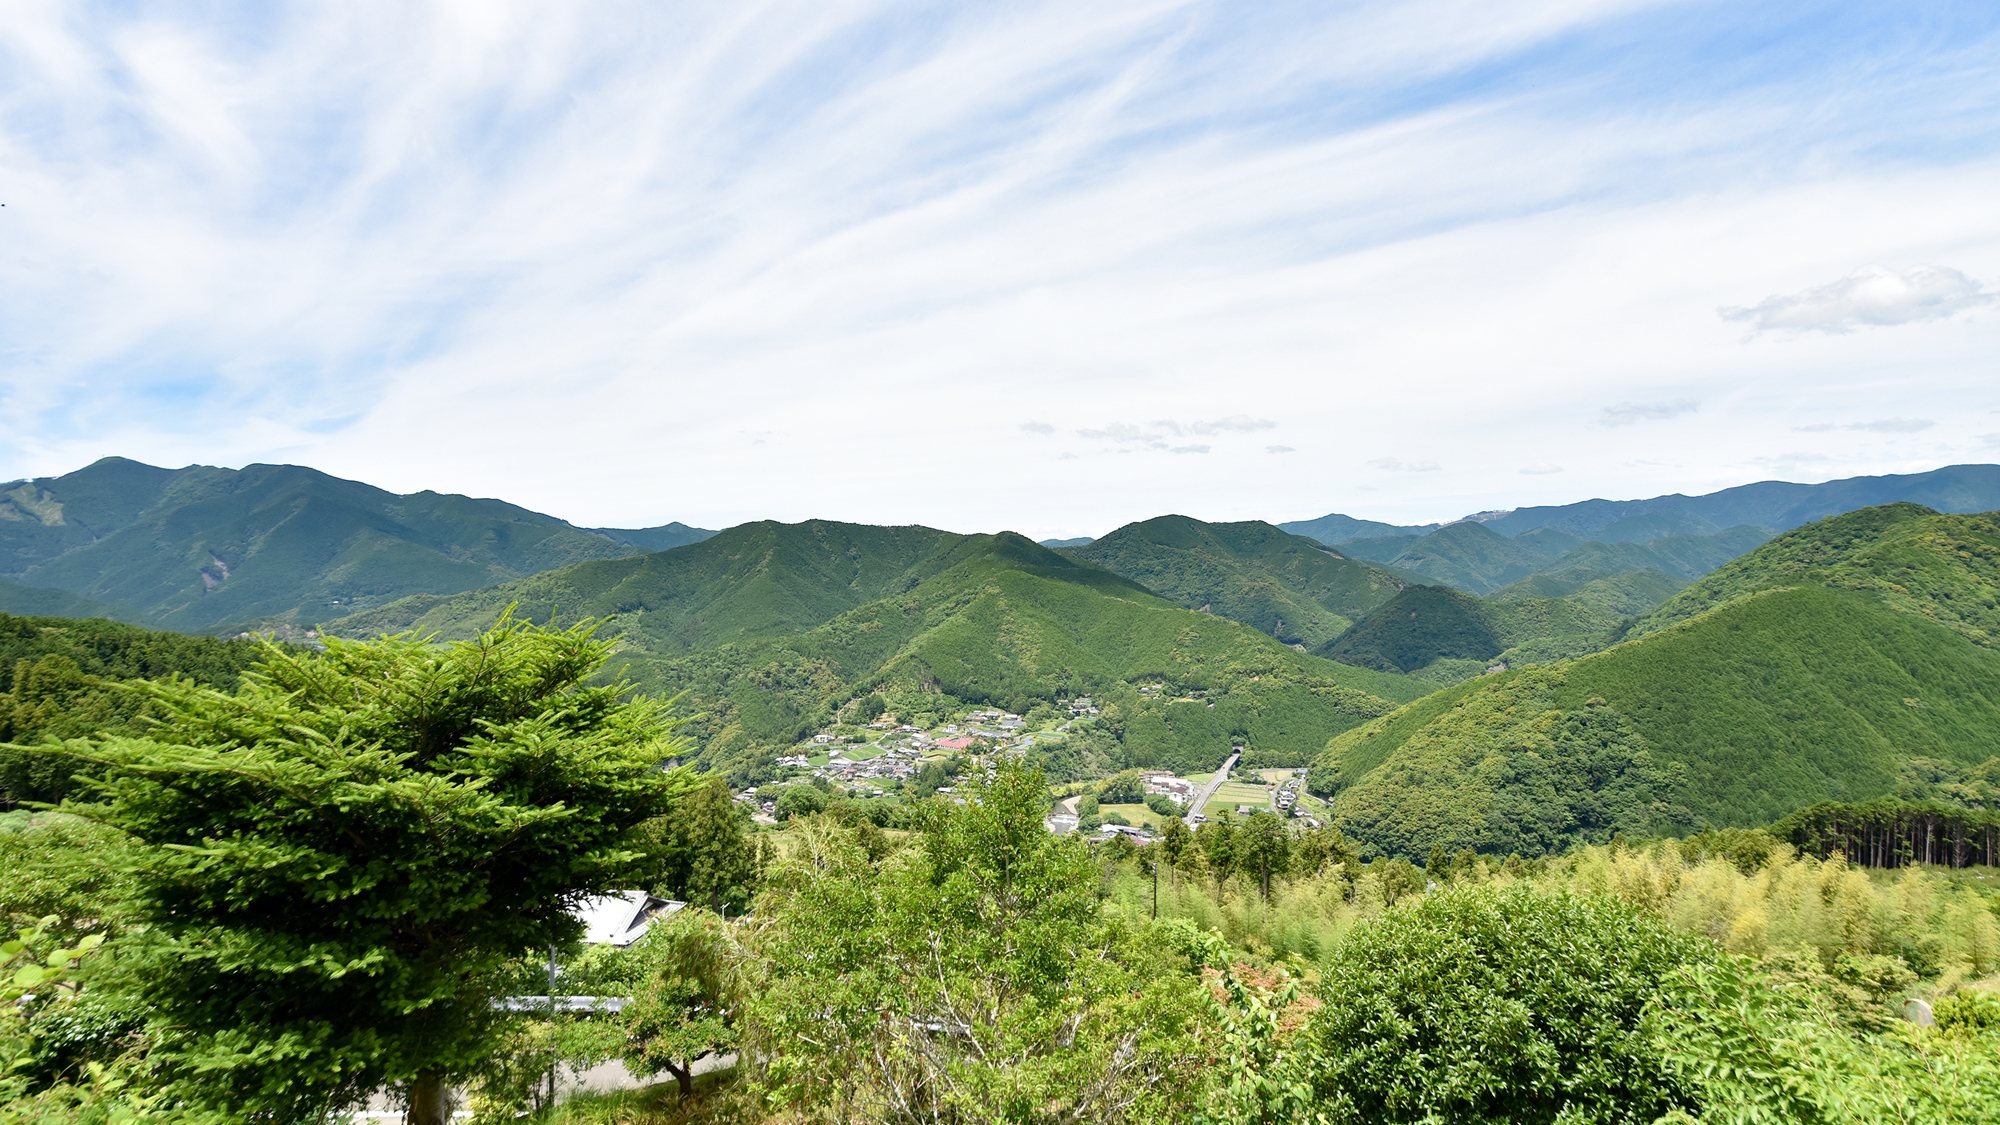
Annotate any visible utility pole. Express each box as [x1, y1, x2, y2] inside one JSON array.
[[545, 945, 558, 1111], [1151, 848, 1159, 919]]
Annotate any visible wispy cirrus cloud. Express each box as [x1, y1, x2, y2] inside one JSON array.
[[1075, 417, 1272, 453], [1, 2, 1997, 536], [1601, 400, 1698, 426], [1722, 265, 1992, 336], [1369, 457, 1440, 472], [1519, 463, 1563, 474], [1794, 418, 1933, 433]]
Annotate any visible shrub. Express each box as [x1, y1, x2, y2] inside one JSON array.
[[1309, 883, 1709, 1125]]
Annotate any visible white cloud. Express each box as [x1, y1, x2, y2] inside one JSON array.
[[1721, 265, 1992, 336], [1978, 433, 2000, 448], [1601, 400, 1698, 426], [0, 2, 1997, 536], [1795, 418, 1933, 433], [1019, 420, 1056, 434], [1266, 445, 1295, 454], [1369, 457, 1441, 472], [1519, 463, 1563, 474], [1191, 416, 1276, 435]]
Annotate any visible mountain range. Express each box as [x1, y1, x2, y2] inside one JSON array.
[[1312, 503, 2000, 856], [0, 457, 714, 632], [8, 453, 2000, 855], [1283, 463, 2000, 544]]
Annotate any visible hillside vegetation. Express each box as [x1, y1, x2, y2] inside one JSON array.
[[331, 520, 974, 653], [1320, 582, 1643, 681], [0, 457, 709, 632], [1632, 503, 2000, 644], [1284, 462, 2000, 544], [586, 534, 1429, 780], [1311, 505, 2000, 858], [1339, 520, 1771, 597], [0, 612, 271, 804], [1058, 515, 1408, 649]]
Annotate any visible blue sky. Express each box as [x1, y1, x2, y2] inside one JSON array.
[[2, 0, 1997, 537]]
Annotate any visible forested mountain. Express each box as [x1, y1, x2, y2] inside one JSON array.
[[0, 457, 711, 632], [0, 612, 271, 805], [1283, 463, 2000, 545], [1310, 504, 2000, 859], [1320, 582, 1637, 678], [609, 533, 1425, 782], [329, 522, 1427, 780], [1273, 511, 1439, 545], [1056, 515, 1408, 649], [332, 520, 979, 652], [1336, 521, 1771, 596]]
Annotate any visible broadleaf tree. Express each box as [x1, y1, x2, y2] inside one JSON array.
[[40, 612, 697, 1125]]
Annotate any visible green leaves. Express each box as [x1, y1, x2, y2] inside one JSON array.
[[44, 610, 697, 1122]]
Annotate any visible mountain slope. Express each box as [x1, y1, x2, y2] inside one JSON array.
[[1, 458, 712, 632], [331, 520, 990, 653], [1478, 463, 2000, 540], [608, 533, 1430, 781], [1057, 515, 1408, 649], [1336, 521, 1554, 595], [1631, 503, 2000, 645], [1276, 512, 1439, 545], [1309, 505, 2000, 858]]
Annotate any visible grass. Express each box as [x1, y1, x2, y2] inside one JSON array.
[[1211, 781, 1273, 808], [1100, 802, 1167, 829]]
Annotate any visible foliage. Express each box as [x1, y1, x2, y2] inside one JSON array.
[[1649, 953, 2000, 1124], [1, 613, 270, 806], [1307, 883, 1710, 1125], [48, 612, 698, 1124], [740, 761, 1206, 1123], [619, 909, 740, 1096], [642, 778, 760, 910], [1776, 798, 2000, 870], [0, 918, 168, 1125], [1320, 667, 1685, 858]]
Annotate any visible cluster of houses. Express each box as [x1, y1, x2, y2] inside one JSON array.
[[1277, 769, 1304, 813], [1139, 771, 1197, 804]]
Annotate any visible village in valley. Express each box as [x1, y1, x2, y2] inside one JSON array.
[[733, 692, 1325, 838]]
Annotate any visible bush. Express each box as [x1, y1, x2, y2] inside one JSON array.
[[774, 785, 829, 821], [1309, 883, 1709, 1125]]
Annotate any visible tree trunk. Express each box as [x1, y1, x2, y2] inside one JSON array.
[[407, 1072, 451, 1125], [667, 1060, 693, 1096]]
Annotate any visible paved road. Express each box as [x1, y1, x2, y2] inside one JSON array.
[[1185, 751, 1241, 822]]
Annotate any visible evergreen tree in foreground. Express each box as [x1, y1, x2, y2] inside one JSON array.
[[44, 613, 696, 1125]]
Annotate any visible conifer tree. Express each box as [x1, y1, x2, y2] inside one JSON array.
[[48, 613, 695, 1125]]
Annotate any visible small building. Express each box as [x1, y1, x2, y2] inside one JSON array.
[[573, 890, 684, 947]]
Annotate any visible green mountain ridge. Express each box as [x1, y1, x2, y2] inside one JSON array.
[[602, 533, 1429, 781], [0, 457, 712, 632], [1308, 504, 2000, 859], [1056, 515, 1409, 650], [328, 520, 1429, 780], [1281, 463, 2000, 544], [1338, 521, 1773, 597]]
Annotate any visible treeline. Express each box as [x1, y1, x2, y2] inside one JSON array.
[[1778, 797, 2000, 870], [1, 612, 272, 807]]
